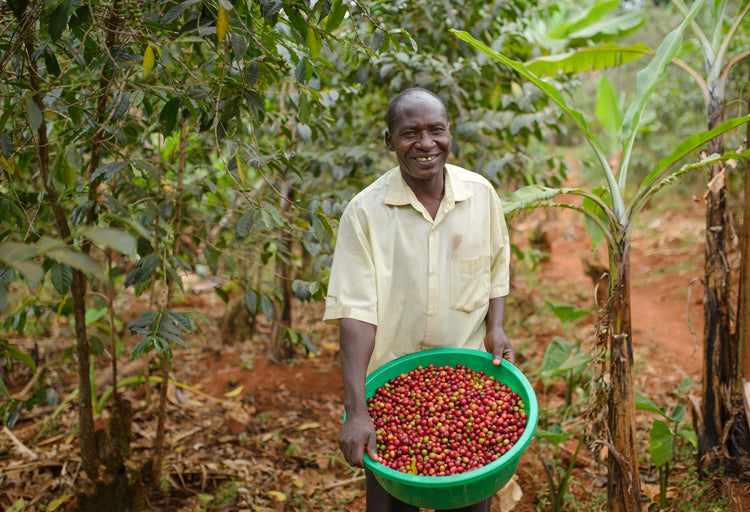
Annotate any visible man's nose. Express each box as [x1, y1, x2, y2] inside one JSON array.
[[415, 131, 434, 149]]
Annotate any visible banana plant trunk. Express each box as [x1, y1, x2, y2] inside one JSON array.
[[698, 96, 750, 473], [606, 233, 642, 512]]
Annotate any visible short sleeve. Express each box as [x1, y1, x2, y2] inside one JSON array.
[[322, 203, 379, 325]]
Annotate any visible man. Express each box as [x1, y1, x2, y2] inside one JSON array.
[[324, 87, 514, 512]]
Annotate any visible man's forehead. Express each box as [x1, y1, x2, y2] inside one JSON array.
[[392, 96, 448, 125]]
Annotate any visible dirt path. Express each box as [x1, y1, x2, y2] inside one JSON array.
[[539, 203, 705, 385]]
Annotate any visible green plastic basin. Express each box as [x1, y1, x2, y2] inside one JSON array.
[[363, 348, 538, 509]]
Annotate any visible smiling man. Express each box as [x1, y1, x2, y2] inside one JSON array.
[[324, 87, 514, 512]]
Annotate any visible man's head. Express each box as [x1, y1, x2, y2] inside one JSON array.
[[385, 88, 451, 185]]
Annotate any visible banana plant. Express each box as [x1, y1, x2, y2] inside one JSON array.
[[452, 1, 750, 510], [525, 0, 750, 475]]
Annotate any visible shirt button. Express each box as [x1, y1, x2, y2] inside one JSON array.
[[430, 267, 437, 275]]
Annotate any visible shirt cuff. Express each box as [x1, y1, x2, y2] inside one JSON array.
[[323, 305, 378, 326]]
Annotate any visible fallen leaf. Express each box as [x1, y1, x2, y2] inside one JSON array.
[[297, 422, 320, 431], [496, 475, 522, 511], [46, 493, 74, 511], [266, 490, 286, 502], [225, 385, 244, 398], [8, 499, 24, 512]]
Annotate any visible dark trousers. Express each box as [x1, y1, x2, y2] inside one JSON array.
[[365, 470, 492, 512]]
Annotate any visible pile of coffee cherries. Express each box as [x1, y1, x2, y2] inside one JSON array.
[[367, 363, 527, 476]]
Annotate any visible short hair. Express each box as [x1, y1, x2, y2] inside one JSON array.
[[386, 88, 447, 133]]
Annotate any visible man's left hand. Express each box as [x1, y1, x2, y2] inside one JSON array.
[[484, 325, 515, 366]]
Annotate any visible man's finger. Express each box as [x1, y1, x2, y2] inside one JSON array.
[[366, 431, 380, 462]]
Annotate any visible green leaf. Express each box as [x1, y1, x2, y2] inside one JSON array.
[[230, 33, 247, 58], [639, 115, 750, 190], [50, 262, 72, 295], [85, 307, 107, 326], [243, 289, 258, 316], [5, 498, 24, 512], [90, 161, 128, 182], [582, 185, 610, 249], [260, 294, 274, 320], [369, 28, 385, 53], [676, 428, 697, 448], [540, 337, 575, 374], [649, 419, 673, 468], [326, 0, 347, 31], [2, 342, 36, 373], [540, 337, 591, 378], [99, 213, 150, 240], [526, 44, 650, 77], [292, 279, 310, 301], [301, 333, 317, 355], [285, 7, 307, 40], [546, 300, 590, 323], [214, 286, 229, 303], [47, 248, 106, 280], [236, 211, 255, 240], [44, 51, 61, 76], [108, 91, 130, 122], [160, 98, 179, 137], [635, 390, 667, 417], [79, 226, 136, 256], [618, 0, 704, 189], [667, 404, 687, 424], [673, 377, 694, 395], [8, 0, 28, 18], [162, 0, 202, 27], [89, 335, 104, 355], [306, 26, 322, 59], [567, 11, 646, 43], [502, 185, 573, 214], [49, 0, 71, 41], [6, 259, 43, 286], [124, 253, 162, 288], [595, 74, 622, 139], [260, 0, 283, 18], [451, 29, 623, 215], [130, 337, 151, 359], [535, 423, 576, 447], [25, 97, 42, 131], [546, 0, 620, 39]]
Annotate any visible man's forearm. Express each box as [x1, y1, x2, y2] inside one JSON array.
[[339, 318, 376, 414], [486, 296, 506, 331]]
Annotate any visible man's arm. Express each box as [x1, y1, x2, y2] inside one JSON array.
[[337, 318, 379, 467], [484, 296, 515, 365]]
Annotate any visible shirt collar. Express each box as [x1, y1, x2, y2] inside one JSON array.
[[384, 164, 475, 208]]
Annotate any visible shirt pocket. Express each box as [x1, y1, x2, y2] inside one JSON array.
[[450, 256, 490, 313]]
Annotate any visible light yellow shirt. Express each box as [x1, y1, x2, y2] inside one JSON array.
[[323, 164, 510, 375]]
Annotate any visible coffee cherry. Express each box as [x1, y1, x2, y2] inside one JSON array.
[[367, 364, 527, 476]]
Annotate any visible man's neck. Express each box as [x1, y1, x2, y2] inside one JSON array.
[[402, 168, 445, 219]]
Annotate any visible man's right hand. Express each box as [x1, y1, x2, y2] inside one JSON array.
[[337, 409, 379, 467]]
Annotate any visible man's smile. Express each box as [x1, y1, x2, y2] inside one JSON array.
[[414, 155, 440, 163]]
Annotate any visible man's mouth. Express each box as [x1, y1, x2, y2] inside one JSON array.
[[414, 155, 439, 163]]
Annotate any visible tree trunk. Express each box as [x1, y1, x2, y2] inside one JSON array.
[[698, 93, 750, 473], [723, 80, 750, 472], [606, 235, 642, 512], [22, 26, 101, 481], [270, 180, 295, 362]]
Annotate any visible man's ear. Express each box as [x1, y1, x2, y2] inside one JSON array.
[[384, 130, 394, 151]]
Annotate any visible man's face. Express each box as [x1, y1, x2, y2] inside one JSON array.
[[385, 93, 451, 185]]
